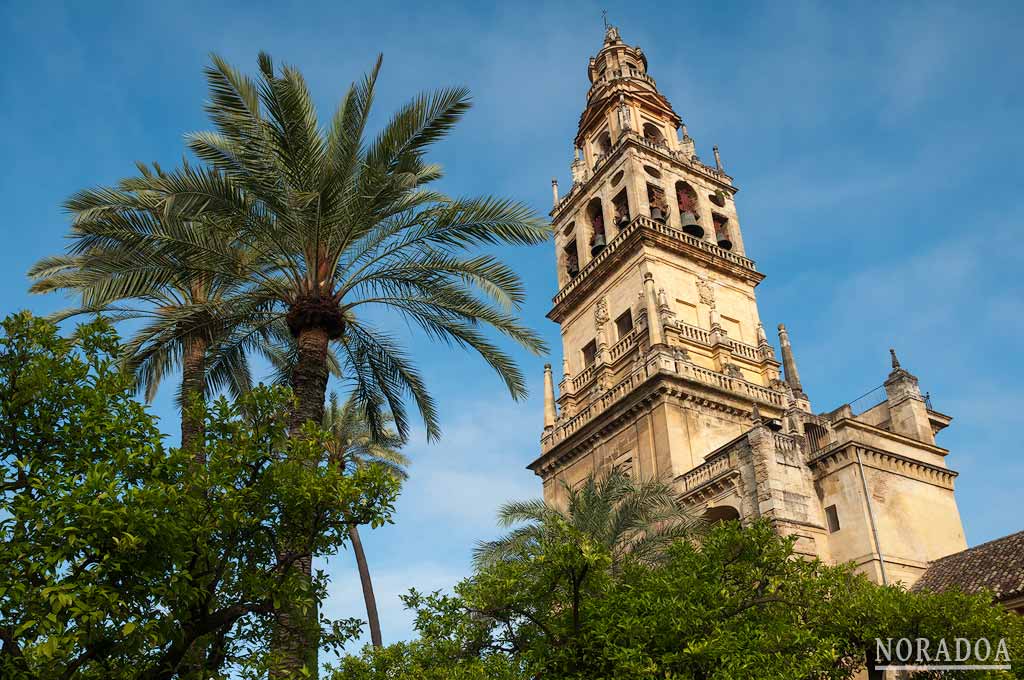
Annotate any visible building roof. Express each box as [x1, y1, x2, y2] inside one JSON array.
[[913, 530, 1024, 602]]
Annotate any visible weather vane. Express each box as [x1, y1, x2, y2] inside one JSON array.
[[602, 9, 609, 29]]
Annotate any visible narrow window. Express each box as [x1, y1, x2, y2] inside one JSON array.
[[825, 505, 841, 533], [582, 339, 598, 368], [615, 309, 633, 340]]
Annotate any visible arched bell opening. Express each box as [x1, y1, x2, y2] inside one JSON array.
[[646, 183, 668, 223], [675, 181, 703, 238], [587, 197, 606, 256], [713, 213, 732, 251], [642, 122, 666, 147], [594, 130, 612, 159], [612, 189, 631, 229], [562, 222, 579, 279]]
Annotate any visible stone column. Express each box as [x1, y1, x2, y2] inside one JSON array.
[[543, 363, 557, 431], [777, 324, 804, 395], [643, 272, 664, 347]]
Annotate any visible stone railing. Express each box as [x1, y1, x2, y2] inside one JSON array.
[[552, 215, 756, 309], [587, 68, 657, 98], [642, 218, 756, 270], [773, 432, 799, 453], [730, 338, 761, 362], [609, 326, 641, 362], [571, 364, 596, 392], [674, 321, 711, 345], [683, 363, 784, 406], [543, 343, 786, 452], [678, 447, 738, 495]]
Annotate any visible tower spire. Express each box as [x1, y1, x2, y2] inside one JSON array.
[[777, 324, 804, 395]]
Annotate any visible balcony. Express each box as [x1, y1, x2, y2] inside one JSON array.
[[550, 215, 757, 314]]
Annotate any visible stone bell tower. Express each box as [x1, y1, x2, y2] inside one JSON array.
[[529, 24, 967, 586]]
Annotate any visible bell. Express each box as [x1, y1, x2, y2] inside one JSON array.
[[717, 237, 733, 251], [680, 211, 703, 238], [650, 206, 666, 223], [590, 232, 606, 257]]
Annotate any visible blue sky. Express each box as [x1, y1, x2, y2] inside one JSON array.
[[3, 0, 1023, 653]]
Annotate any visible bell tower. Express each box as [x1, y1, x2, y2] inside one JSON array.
[[530, 25, 967, 585], [534, 22, 786, 484]]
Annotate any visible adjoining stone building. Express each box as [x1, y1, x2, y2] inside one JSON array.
[[529, 24, 968, 587]]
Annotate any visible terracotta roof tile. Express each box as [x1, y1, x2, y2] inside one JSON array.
[[913, 530, 1024, 603]]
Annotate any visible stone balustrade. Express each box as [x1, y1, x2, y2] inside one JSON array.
[[587, 68, 657, 99], [608, 326, 641, 361], [571, 364, 596, 392], [673, 320, 711, 345], [543, 340, 786, 452], [729, 338, 761, 362], [552, 215, 756, 308], [678, 448, 737, 494]]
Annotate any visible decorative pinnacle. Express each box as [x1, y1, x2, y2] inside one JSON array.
[[750, 402, 762, 425], [890, 348, 900, 370]]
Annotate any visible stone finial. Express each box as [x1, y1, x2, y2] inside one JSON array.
[[713, 145, 723, 172], [756, 322, 769, 345], [777, 323, 804, 394], [562, 356, 570, 380], [551, 178, 559, 207], [543, 363, 557, 429], [890, 348, 900, 370], [750, 402, 762, 425]]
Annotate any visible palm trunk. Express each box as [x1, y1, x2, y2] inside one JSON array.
[[288, 326, 330, 433], [179, 334, 209, 676], [270, 325, 331, 679], [348, 523, 383, 647], [180, 334, 207, 458]]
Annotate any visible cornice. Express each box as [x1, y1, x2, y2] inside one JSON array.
[[808, 441, 959, 490]]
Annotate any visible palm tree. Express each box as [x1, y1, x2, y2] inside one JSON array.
[[475, 467, 704, 571], [137, 54, 550, 675], [323, 392, 408, 649], [27, 163, 258, 455], [473, 468, 704, 647]]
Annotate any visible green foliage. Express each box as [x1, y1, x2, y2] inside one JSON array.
[[338, 517, 1023, 680], [0, 312, 400, 679]]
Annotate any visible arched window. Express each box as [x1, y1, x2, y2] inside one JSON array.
[[704, 505, 741, 523], [594, 130, 612, 158], [586, 197, 606, 256]]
